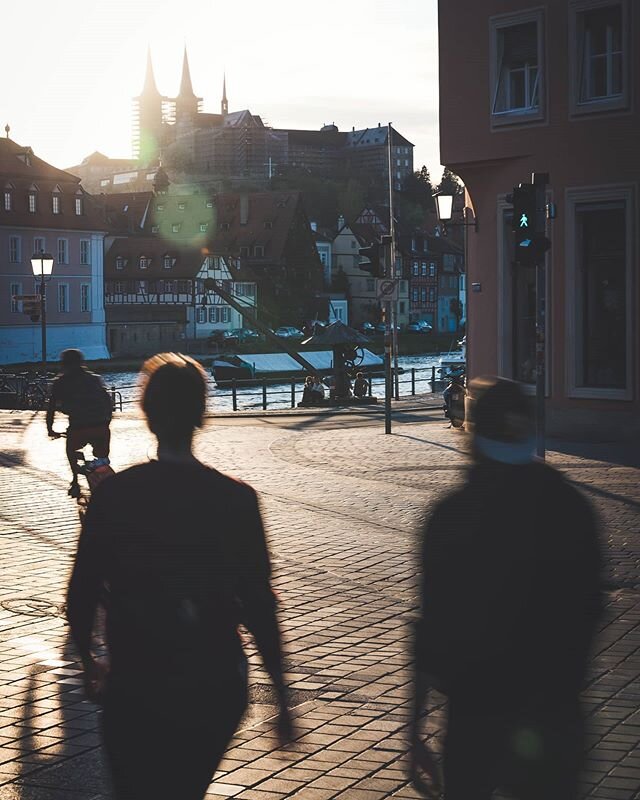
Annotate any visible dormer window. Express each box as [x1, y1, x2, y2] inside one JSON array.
[[52, 193, 61, 214], [139, 256, 150, 270], [75, 196, 83, 215], [206, 200, 214, 208], [3, 189, 12, 211], [28, 191, 37, 213], [151, 225, 159, 233], [177, 202, 186, 211], [157, 204, 165, 211], [220, 222, 230, 231], [254, 245, 265, 257], [163, 255, 174, 270], [171, 223, 181, 233], [115, 256, 126, 270], [199, 223, 208, 232]]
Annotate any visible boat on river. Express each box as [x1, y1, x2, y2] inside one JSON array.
[[437, 337, 466, 380], [212, 349, 384, 387]]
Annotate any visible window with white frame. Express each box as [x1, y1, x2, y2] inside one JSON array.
[[254, 245, 265, 257], [4, 190, 12, 210], [199, 223, 208, 232], [421, 262, 427, 276], [491, 12, 543, 122], [115, 256, 126, 270], [33, 237, 45, 256], [572, 2, 627, 112], [9, 236, 21, 262], [163, 255, 174, 270], [412, 288, 419, 302], [573, 198, 629, 392], [57, 239, 68, 264], [58, 284, 69, 312], [139, 256, 150, 270], [196, 307, 206, 324], [429, 287, 436, 303], [52, 194, 61, 214], [412, 262, 419, 276], [421, 288, 427, 303], [208, 306, 231, 324], [80, 240, 90, 265], [10, 282, 22, 312], [81, 284, 90, 312], [28, 192, 37, 213], [171, 223, 181, 233], [75, 196, 83, 215], [429, 263, 436, 277]]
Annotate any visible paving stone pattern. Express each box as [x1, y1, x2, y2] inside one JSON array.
[[0, 407, 638, 799]]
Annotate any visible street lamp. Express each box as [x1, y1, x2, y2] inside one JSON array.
[[30, 251, 54, 370]]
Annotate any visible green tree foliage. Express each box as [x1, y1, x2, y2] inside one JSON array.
[[436, 167, 464, 196], [403, 165, 435, 211]]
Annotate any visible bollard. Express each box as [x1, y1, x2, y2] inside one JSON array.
[[431, 365, 436, 393], [411, 368, 416, 396], [262, 381, 267, 410], [232, 379, 237, 411], [111, 386, 116, 411], [291, 379, 296, 409], [368, 376, 372, 396]]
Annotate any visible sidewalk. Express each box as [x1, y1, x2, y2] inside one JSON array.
[[0, 409, 638, 799]]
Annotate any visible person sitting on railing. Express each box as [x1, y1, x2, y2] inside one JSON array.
[[353, 372, 369, 399], [301, 376, 315, 405], [311, 376, 325, 404]]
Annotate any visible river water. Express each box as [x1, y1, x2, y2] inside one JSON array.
[[101, 352, 461, 413]]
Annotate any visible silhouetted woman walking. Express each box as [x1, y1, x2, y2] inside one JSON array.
[[67, 353, 292, 799]]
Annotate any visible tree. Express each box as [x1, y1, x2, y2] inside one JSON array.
[[402, 165, 435, 211], [436, 167, 464, 196]]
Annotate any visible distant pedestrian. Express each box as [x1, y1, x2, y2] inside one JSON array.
[[353, 372, 369, 398], [67, 353, 293, 800], [311, 375, 325, 403], [302, 375, 315, 404], [46, 349, 113, 497], [410, 376, 602, 800]]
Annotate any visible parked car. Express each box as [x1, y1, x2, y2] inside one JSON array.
[[232, 328, 259, 343], [208, 330, 240, 348], [374, 322, 402, 334], [275, 326, 304, 340], [407, 321, 434, 333], [360, 322, 376, 334]]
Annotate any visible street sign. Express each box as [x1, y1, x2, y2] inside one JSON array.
[[376, 278, 399, 301], [11, 294, 40, 302]]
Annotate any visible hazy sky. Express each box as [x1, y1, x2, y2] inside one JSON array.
[[4, 0, 441, 176]]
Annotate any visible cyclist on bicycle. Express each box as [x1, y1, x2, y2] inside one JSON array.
[[47, 349, 113, 497]]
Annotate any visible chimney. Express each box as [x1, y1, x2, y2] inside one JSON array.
[[240, 194, 249, 225], [378, 122, 381, 127], [338, 214, 345, 230]]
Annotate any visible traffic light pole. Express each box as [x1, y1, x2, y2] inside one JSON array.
[[532, 172, 548, 460], [385, 122, 394, 433]]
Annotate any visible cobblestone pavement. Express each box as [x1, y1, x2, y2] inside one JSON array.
[[0, 405, 638, 800]]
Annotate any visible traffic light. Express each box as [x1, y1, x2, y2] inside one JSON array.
[[358, 241, 382, 277], [510, 182, 537, 261]]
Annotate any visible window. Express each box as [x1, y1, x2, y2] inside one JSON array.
[[163, 255, 174, 270], [151, 225, 159, 233], [115, 256, 126, 270], [81, 284, 90, 312], [33, 237, 45, 256], [572, 2, 628, 113], [423, 240, 428, 253], [10, 282, 22, 312], [429, 262, 436, 277], [571, 197, 629, 393], [199, 223, 208, 232], [491, 12, 544, 124], [80, 240, 90, 265], [412, 288, 419, 302], [57, 239, 68, 264], [171, 223, 181, 233], [58, 284, 69, 313], [139, 256, 150, 269], [156, 204, 165, 211], [28, 192, 37, 213], [114, 281, 125, 294], [429, 287, 436, 303], [220, 222, 230, 231], [412, 263, 419, 276], [4, 190, 12, 210], [206, 200, 214, 208], [208, 306, 231, 324], [264, 221, 273, 229], [196, 307, 206, 324], [239, 246, 250, 258], [9, 236, 21, 263], [411, 238, 417, 251], [421, 262, 427, 276], [254, 245, 265, 257], [319, 251, 327, 266], [178, 202, 186, 211], [75, 196, 83, 215], [350, 240, 357, 249], [421, 288, 427, 303], [366, 279, 375, 292], [52, 194, 61, 214]]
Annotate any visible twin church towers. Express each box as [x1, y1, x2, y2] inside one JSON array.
[[133, 48, 229, 164]]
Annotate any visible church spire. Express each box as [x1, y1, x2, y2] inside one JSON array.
[[141, 46, 160, 97], [221, 73, 228, 116], [179, 46, 196, 98]]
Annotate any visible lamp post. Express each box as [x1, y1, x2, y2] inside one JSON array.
[[30, 251, 54, 370]]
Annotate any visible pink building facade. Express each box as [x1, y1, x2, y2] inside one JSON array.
[[0, 138, 109, 364], [438, 0, 638, 437]]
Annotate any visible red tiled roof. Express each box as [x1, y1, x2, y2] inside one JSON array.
[[0, 137, 106, 231]]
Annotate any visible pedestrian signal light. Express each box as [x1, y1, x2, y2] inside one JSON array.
[[510, 183, 538, 264], [358, 241, 382, 277]]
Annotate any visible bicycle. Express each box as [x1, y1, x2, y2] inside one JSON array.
[[51, 430, 115, 499]]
